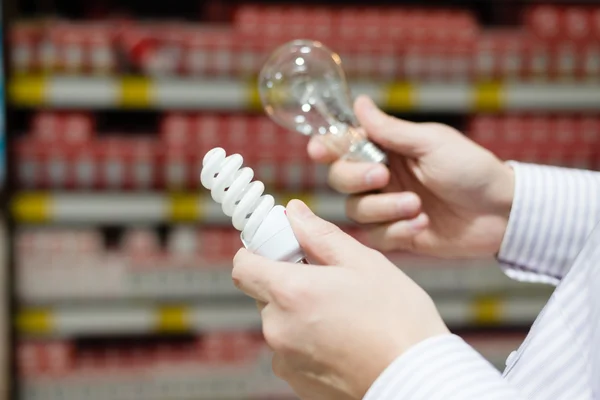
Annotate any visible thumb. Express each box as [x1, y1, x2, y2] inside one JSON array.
[[354, 95, 430, 158], [285, 199, 366, 265]]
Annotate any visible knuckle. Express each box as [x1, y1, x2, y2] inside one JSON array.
[[365, 228, 395, 252], [272, 275, 311, 309], [263, 321, 287, 352], [344, 197, 361, 223], [327, 170, 352, 194]]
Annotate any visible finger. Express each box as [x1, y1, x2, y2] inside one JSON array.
[[307, 137, 339, 164], [232, 248, 291, 302], [328, 160, 390, 194], [346, 192, 422, 224], [286, 199, 369, 265], [354, 95, 430, 158], [364, 213, 429, 252]]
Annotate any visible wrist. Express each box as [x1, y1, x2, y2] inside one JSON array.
[[490, 161, 515, 219]]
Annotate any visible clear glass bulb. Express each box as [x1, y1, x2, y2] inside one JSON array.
[[259, 39, 387, 164]]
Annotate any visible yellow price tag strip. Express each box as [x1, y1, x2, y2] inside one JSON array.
[[386, 82, 414, 111], [17, 309, 53, 334], [11, 193, 51, 222], [472, 296, 503, 325], [120, 76, 152, 108], [157, 306, 190, 332], [276, 193, 315, 210], [247, 78, 263, 111], [9, 75, 46, 106], [169, 194, 201, 222], [474, 82, 504, 112]]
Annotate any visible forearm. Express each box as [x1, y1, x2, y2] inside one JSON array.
[[363, 335, 525, 400], [497, 162, 600, 285]]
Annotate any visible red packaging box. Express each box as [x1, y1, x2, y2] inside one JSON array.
[[523, 38, 551, 80], [526, 5, 563, 41], [19, 341, 75, 378], [95, 137, 129, 190], [14, 138, 44, 189], [550, 40, 583, 80], [122, 24, 180, 76], [403, 44, 427, 81], [582, 43, 600, 79], [593, 8, 600, 39], [69, 143, 97, 190], [160, 113, 193, 147], [193, 113, 226, 154], [87, 24, 118, 74], [10, 23, 40, 72], [31, 111, 95, 145], [120, 25, 159, 73], [564, 7, 593, 42], [51, 23, 87, 73], [128, 138, 158, 191]]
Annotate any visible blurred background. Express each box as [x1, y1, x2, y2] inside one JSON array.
[[3, 0, 600, 399]]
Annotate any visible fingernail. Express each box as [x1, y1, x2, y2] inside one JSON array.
[[409, 214, 428, 231], [308, 140, 327, 159], [364, 98, 383, 121], [362, 96, 376, 112], [365, 166, 386, 185], [286, 199, 313, 219]]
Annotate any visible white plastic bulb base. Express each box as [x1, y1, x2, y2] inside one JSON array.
[[241, 205, 306, 264]]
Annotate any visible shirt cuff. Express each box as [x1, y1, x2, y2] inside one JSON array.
[[363, 334, 523, 400], [497, 162, 600, 285]]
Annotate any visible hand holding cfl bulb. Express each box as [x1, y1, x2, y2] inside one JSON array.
[[259, 39, 387, 164]]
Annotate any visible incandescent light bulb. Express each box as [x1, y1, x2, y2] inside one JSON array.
[[259, 39, 387, 164]]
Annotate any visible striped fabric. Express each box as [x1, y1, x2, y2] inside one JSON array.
[[363, 162, 600, 400]]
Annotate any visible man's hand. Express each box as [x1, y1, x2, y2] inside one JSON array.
[[232, 200, 449, 400], [308, 95, 515, 258]]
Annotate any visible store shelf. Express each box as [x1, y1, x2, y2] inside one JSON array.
[[10, 75, 600, 112], [22, 374, 293, 400], [17, 295, 548, 337], [18, 332, 524, 400], [18, 257, 552, 303], [11, 192, 347, 224]]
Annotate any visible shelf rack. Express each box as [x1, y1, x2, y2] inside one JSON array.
[[10, 75, 600, 112]]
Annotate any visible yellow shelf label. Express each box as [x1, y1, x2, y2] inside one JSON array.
[[472, 296, 502, 325], [157, 306, 190, 332], [17, 309, 53, 334], [12, 193, 50, 222], [386, 82, 414, 111], [277, 193, 315, 210], [247, 78, 262, 111], [169, 194, 201, 221], [474, 82, 504, 111], [9, 75, 46, 106], [120, 77, 152, 107]]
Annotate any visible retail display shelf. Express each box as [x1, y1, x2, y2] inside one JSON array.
[[10, 75, 600, 112], [17, 295, 548, 337], [18, 257, 552, 303], [18, 332, 525, 400], [11, 192, 346, 224]]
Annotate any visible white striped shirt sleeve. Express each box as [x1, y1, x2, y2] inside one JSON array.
[[498, 162, 600, 285], [363, 163, 600, 400], [363, 334, 525, 400]]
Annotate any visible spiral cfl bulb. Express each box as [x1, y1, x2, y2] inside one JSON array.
[[259, 39, 387, 164], [200, 147, 306, 263]]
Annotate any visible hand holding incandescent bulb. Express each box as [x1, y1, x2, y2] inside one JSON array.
[[259, 39, 387, 164]]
